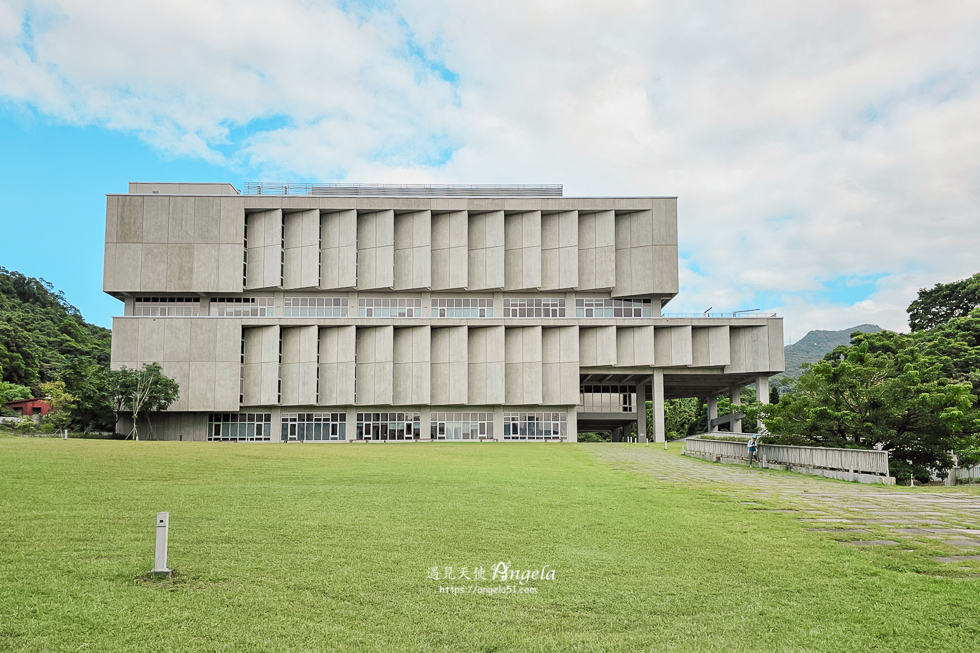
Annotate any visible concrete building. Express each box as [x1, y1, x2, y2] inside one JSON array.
[[105, 182, 783, 442]]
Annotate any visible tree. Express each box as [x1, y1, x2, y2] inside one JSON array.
[[0, 381, 32, 404], [109, 364, 180, 440], [38, 380, 77, 433], [59, 358, 117, 433], [908, 272, 980, 332], [758, 332, 979, 482]]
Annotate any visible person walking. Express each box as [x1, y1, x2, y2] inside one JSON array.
[[747, 435, 759, 468]]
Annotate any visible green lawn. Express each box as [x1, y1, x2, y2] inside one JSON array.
[[1, 437, 978, 652]]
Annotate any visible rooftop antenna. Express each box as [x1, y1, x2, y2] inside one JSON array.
[[703, 307, 712, 316]]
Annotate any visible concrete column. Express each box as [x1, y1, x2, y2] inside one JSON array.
[[730, 385, 742, 433], [651, 368, 665, 443], [346, 407, 358, 441], [636, 382, 648, 444], [493, 405, 505, 442], [419, 406, 431, 441], [708, 394, 718, 432], [566, 407, 578, 443], [756, 374, 769, 433]]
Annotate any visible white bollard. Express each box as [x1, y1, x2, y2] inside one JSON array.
[[150, 512, 172, 576]]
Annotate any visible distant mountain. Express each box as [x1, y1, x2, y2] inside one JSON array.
[[779, 324, 882, 380]]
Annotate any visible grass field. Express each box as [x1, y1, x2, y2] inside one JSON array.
[[2, 436, 979, 652]]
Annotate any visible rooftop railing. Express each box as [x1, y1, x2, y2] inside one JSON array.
[[244, 183, 563, 197], [661, 312, 778, 318]]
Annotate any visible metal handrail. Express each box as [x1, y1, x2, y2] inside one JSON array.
[[685, 437, 889, 475], [244, 183, 563, 197]]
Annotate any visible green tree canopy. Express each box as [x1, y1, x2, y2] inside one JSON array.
[[907, 272, 980, 332], [0, 267, 112, 430], [757, 328, 980, 482], [110, 363, 180, 440]]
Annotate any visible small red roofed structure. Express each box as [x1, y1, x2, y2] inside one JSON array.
[[5, 398, 51, 419]]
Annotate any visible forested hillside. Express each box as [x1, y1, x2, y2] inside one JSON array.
[[780, 323, 881, 379], [0, 267, 113, 430]]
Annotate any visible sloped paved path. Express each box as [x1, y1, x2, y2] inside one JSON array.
[[585, 444, 980, 560]]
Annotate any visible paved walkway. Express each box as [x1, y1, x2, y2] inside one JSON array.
[[587, 444, 980, 565]]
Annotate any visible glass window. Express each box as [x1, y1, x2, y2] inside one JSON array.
[[207, 413, 272, 442]]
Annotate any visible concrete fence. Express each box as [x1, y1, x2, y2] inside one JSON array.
[[955, 464, 980, 483], [683, 436, 895, 485]]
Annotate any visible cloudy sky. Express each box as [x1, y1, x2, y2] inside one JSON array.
[[1, 0, 978, 341]]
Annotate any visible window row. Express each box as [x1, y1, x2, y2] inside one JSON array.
[[283, 296, 348, 317], [503, 297, 566, 318], [133, 296, 654, 319], [576, 297, 653, 318], [281, 412, 347, 441], [430, 412, 494, 440], [356, 412, 421, 440], [133, 297, 201, 317], [431, 298, 493, 318], [579, 385, 637, 413], [208, 413, 272, 441], [206, 412, 571, 442], [358, 297, 423, 318], [211, 296, 276, 317], [503, 412, 568, 440]]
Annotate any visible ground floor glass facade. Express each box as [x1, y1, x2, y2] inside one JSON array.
[[503, 412, 567, 440], [208, 413, 273, 442], [281, 412, 346, 441], [356, 412, 421, 440]]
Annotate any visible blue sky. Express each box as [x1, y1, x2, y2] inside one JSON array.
[[1, 1, 979, 341]]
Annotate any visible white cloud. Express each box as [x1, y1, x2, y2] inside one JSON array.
[[2, 0, 980, 339]]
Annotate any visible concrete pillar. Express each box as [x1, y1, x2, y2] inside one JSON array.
[[566, 408, 578, 443], [730, 385, 742, 433], [419, 406, 431, 441], [346, 407, 358, 441], [708, 394, 718, 432], [651, 368, 665, 443], [636, 382, 648, 444], [493, 405, 505, 442], [755, 374, 769, 432]]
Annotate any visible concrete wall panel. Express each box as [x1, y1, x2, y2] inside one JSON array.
[[505, 211, 542, 290], [543, 326, 578, 405], [187, 362, 217, 412], [283, 210, 320, 289], [468, 211, 504, 290], [245, 209, 283, 290], [110, 319, 139, 366], [117, 196, 143, 243], [654, 325, 693, 367], [357, 210, 395, 290], [579, 326, 617, 366], [166, 243, 194, 291], [356, 326, 394, 405], [431, 211, 468, 289], [280, 325, 318, 405], [692, 326, 731, 367], [393, 326, 430, 404], [219, 197, 245, 244], [318, 326, 355, 405], [194, 197, 221, 244], [169, 197, 196, 244], [394, 210, 432, 290], [143, 196, 170, 243], [505, 326, 542, 405], [243, 325, 279, 406], [577, 210, 615, 290], [617, 326, 655, 366], [431, 326, 467, 404]]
